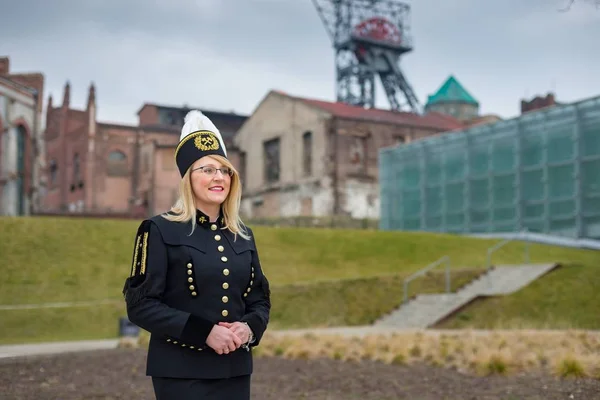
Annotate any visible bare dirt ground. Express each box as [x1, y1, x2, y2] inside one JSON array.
[[0, 348, 598, 400]]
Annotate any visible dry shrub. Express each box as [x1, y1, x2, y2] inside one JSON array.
[[483, 353, 509, 376], [555, 354, 587, 378], [255, 329, 600, 379]]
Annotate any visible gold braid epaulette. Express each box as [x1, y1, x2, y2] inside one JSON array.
[[130, 220, 151, 277]]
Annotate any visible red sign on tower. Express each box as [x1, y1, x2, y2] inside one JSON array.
[[352, 17, 402, 45]]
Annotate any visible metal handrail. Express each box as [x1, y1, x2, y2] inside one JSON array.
[[403, 255, 451, 303], [402, 230, 531, 304], [485, 229, 530, 272]]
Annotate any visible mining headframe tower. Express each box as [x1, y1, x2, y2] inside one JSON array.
[[312, 0, 421, 113]]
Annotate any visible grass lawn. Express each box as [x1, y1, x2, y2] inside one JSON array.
[[0, 215, 598, 344]]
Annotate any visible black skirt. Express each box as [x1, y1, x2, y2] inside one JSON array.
[[152, 374, 251, 400]]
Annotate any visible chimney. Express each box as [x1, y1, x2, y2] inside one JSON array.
[[520, 92, 557, 114], [62, 81, 70, 107], [0, 57, 9, 75], [46, 94, 53, 127], [87, 82, 97, 137], [87, 82, 96, 110]]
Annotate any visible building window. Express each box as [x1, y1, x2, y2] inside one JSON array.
[[107, 150, 128, 176], [49, 160, 58, 186], [394, 135, 406, 145], [73, 153, 80, 182], [448, 105, 458, 117], [302, 131, 312, 177], [263, 138, 280, 183], [108, 150, 126, 162], [159, 110, 182, 126], [349, 136, 368, 172], [70, 153, 82, 191]]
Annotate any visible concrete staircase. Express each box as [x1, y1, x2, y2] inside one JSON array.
[[374, 263, 560, 329]]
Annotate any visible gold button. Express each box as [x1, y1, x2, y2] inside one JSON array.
[[187, 270, 192, 275], [218, 245, 224, 252], [221, 256, 228, 262], [191, 291, 197, 296], [181, 344, 186, 347], [222, 282, 229, 289], [222, 310, 228, 317], [211, 224, 217, 231], [173, 341, 178, 344], [190, 346, 195, 349], [222, 296, 228, 303], [247, 288, 251, 293], [167, 339, 171, 342], [187, 263, 192, 268], [215, 235, 221, 241], [188, 277, 193, 283], [252, 267, 255, 272], [223, 269, 229, 276], [189, 285, 195, 291], [243, 293, 248, 297], [252, 273, 255, 278]]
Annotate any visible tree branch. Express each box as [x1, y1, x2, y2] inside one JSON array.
[[558, 0, 576, 12], [559, 0, 600, 12]]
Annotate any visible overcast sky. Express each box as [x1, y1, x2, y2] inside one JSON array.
[[0, 0, 598, 126]]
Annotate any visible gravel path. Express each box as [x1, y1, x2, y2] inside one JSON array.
[[0, 348, 598, 400]]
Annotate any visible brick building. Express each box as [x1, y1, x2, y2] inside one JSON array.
[[0, 57, 45, 216], [42, 84, 247, 217], [234, 90, 464, 219], [520, 92, 558, 114]]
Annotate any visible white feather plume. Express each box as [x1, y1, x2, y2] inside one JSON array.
[[180, 110, 227, 156]]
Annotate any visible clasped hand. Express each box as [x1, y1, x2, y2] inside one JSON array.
[[206, 322, 250, 355]]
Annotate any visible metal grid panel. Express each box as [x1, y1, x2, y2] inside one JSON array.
[[379, 95, 600, 239]]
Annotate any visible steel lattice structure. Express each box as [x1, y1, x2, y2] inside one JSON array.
[[379, 95, 600, 240], [312, 0, 420, 113]]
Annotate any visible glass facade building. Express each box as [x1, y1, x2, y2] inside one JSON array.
[[379, 95, 600, 239]]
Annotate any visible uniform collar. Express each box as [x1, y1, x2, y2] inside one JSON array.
[[195, 208, 225, 230]]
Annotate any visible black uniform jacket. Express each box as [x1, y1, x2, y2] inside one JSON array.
[[122, 210, 271, 380]]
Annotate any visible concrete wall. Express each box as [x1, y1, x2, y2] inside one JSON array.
[[234, 92, 449, 220], [234, 91, 333, 219], [333, 118, 444, 219]]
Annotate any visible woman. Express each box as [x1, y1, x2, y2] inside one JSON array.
[[122, 110, 271, 400]]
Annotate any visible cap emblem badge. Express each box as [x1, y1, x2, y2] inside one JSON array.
[[194, 132, 220, 152]]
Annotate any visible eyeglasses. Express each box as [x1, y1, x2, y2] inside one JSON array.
[[191, 165, 234, 177]]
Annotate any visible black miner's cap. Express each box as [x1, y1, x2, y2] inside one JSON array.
[[175, 110, 227, 177]]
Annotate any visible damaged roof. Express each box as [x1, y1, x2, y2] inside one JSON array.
[[273, 90, 464, 131]]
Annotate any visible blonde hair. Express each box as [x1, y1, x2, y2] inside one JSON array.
[[162, 155, 250, 240]]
